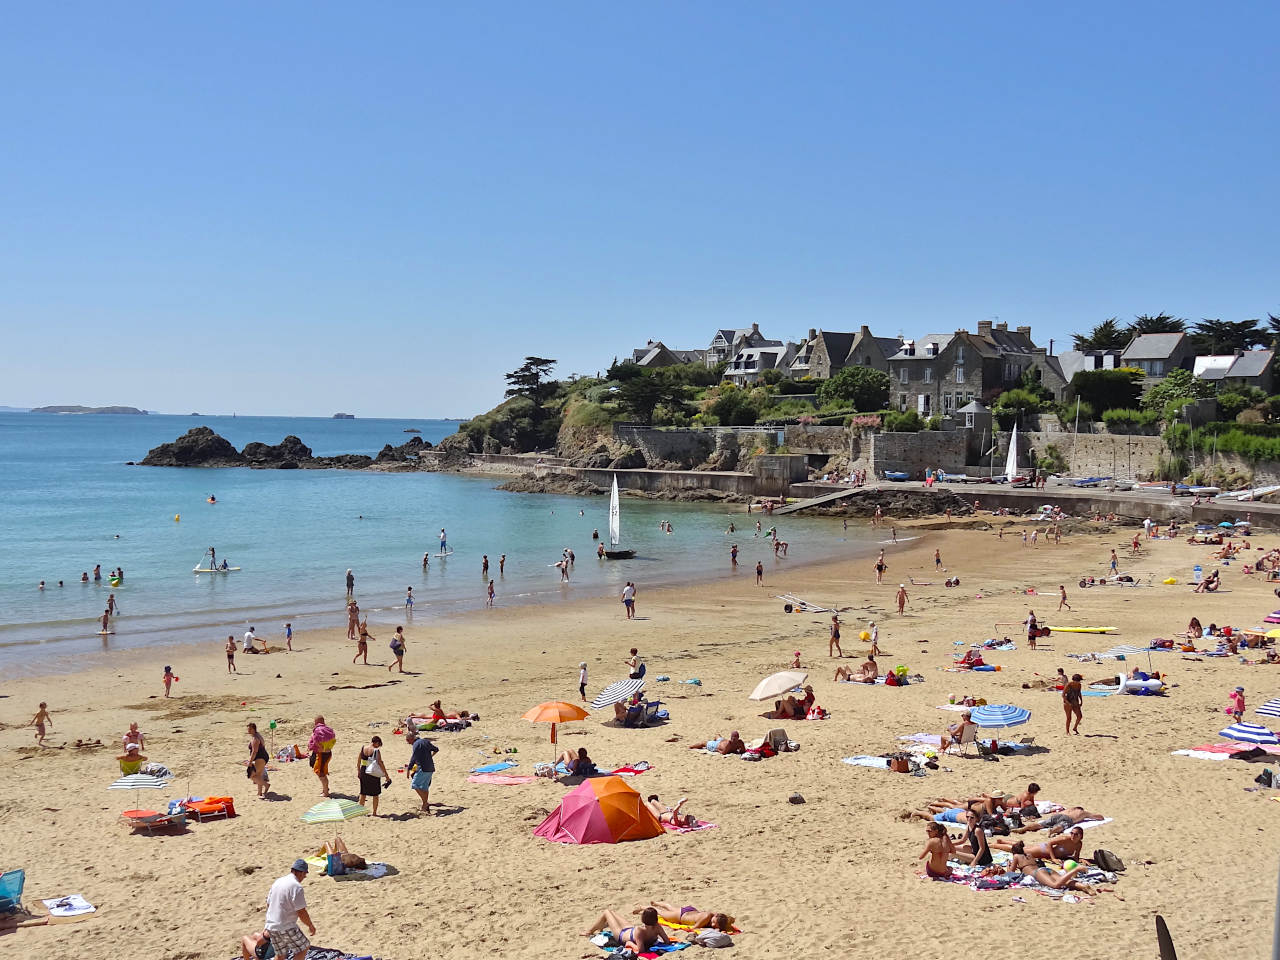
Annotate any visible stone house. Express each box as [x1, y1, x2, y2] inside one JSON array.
[[1193, 349, 1275, 394], [789, 325, 900, 380], [630, 341, 707, 368], [886, 321, 1066, 419], [1120, 333, 1195, 386], [706, 323, 771, 367]]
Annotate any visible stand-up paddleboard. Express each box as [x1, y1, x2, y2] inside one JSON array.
[[98, 630, 115, 635], [1045, 625, 1117, 633], [434, 550, 454, 558], [194, 566, 241, 573]]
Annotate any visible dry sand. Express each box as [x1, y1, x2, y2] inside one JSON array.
[[1, 518, 1276, 959]]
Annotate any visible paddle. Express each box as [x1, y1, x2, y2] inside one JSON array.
[[1155, 915, 1176, 960]]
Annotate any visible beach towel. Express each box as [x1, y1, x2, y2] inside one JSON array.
[[899, 733, 943, 746], [659, 916, 743, 934], [936, 704, 970, 712], [467, 773, 536, 785], [841, 755, 891, 770], [228, 948, 383, 960], [1172, 749, 1231, 761], [609, 763, 652, 776], [663, 819, 717, 834], [470, 760, 519, 774], [41, 895, 95, 918]]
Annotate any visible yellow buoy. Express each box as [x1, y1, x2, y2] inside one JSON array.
[[859, 630, 870, 641], [174, 514, 180, 522]]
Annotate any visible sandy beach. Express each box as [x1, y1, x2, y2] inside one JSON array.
[[1, 516, 1276, 959]]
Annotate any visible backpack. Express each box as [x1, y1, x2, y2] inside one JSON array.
[[1093, 848, 1125, 872]]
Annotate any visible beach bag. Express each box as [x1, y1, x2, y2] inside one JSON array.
[[690, 930, 733, 948], [1093, 849, 1125, 872], [365, 750, 385, 779], [888, 756, 910, 773], [326, 853, 346, 876]]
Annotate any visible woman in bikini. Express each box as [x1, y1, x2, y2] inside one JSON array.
[[582, 906, 669, 952], [643, 902, 734, 932], [247, 722, 270, 798], [953, 809, 993, 866], [352, 619, 372, 664], [644, 794, 694, 828], [919, 822, 956, 879]]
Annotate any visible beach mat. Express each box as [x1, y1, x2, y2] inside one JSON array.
[[467, 773, 536, 785], [469, 760, 518, 774]]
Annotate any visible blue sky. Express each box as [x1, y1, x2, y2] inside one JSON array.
[[1, 3, 1276, 416]]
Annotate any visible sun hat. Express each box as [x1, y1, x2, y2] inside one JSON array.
[[1236, 686, 1245, 692], [291, 858, 309, 873], [125, 742, 141, 752]]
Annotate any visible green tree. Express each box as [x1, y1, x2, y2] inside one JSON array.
[[504, 357, 558, 405], [992, 388, 1044, 429], [1068, 368, 1144, 415], [1189, 318, 1265, 354], [1072, 318, 1129, 351], [1128, 313, 1186, 335], [606, 359, 645, 382], [760, 368, 785, 385], [707, 385, 758, 426], [1140, 368, 1213, 412], [816, 366, 890, 411]]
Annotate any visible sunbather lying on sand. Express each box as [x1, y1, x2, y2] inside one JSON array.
[[1010, 806, 1102, 834], [1029, 861, 1112, 895], [639, 901, 734, 932], [835, 655, 878, 683], [583, 907, 670, 952], [993, 826, 1084, 863], [688, 731, 746, 754], [644, 794, 695, 827]]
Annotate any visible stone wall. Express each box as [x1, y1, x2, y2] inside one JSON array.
[[782, 425, 849, 454], [869, 431, 969, 477], [1021, 431, 1164, 479], [550, 465, 754, 496], [751, 454, 809, 497], [612, 425, 715, 467]]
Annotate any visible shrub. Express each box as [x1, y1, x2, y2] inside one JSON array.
[[846, 414, 883, 429], [1056, 399, 1095, 426], [1101, 408, 1159, 433], [816, 367, 891, 411], [776, 377, 818, 396], [1038, 442, 1068, 474], [1069, 368, 1144, 415], [884, 410, 924, 432], [1141, 368, 1213, 411], [925, 415, 943, 430]]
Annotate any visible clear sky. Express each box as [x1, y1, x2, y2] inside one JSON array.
[[1, 3, 1276, 416]]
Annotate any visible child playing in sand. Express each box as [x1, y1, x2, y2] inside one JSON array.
[[162, 665, 177, 697], [1228, 686, 1245, 722], [29, 702, 52, 746]]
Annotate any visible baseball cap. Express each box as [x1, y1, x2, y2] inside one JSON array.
[[291, 858, 309, 873]]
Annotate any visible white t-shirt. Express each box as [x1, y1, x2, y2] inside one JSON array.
[[579, 666, 587, 685], [869, 625, 878, 644], [264, 874, 307, 931], [244, 630, 257, 651], [622, 584, 635, 601]]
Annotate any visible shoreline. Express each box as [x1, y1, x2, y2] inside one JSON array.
[[5, 517, 1278, 959]]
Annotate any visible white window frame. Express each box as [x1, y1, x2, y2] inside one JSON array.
[[955, 365, 964, 384], [923, 366, 932, 384]]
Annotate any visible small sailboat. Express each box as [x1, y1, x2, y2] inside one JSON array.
[[604, 474, 635, 559]]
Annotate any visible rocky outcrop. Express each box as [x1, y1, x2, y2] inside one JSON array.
[[140, 427, 246, 466], [140, 428, 426, 470], [497, 474, 605, 496]]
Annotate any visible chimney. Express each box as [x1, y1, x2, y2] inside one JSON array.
[[1049, 338, 1054, 355], [751, 322, 760, 336], [1016, 325, 1031, 339], [996, 321, 1008, 331], [860, 324, 871, 337], [808, 328, 817, 342], [977, 320, 993, 337]]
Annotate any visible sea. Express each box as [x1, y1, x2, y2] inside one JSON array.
[[0, 412, 879, 673]]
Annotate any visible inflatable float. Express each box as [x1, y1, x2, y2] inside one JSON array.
[[1116, 673, 1164, 695]]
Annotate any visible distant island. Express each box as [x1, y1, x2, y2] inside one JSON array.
[[32, 405, 148, 415], [332, 412, 355, 419], [403, 427, 421, 433]]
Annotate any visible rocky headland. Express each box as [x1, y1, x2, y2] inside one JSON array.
[[137, 426, 432, 470]]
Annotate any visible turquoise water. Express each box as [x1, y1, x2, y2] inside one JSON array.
[[0, 412, 877, 669]]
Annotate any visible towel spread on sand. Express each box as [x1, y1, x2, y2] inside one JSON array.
[[899, 733, 943, 746], [467, 773, 536, 785], [609, 763, 653, 776], [42, 895, 95, 917], [937, 704, 970, 712], [663, 819, 718, 834], [469, 760, 519, 774], [842, 755, 891, 770]]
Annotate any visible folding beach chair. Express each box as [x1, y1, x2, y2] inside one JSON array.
[[0, 869, 25, 914], [124, 811, 188, 835], [946, 725, 978, 758]]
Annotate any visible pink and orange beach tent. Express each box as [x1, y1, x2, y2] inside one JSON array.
[[533, 776, 664, 845]]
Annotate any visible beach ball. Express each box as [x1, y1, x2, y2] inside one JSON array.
[[859, 630, 870, 642]]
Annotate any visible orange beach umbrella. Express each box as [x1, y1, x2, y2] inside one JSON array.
[[522, 701, 590, 760]]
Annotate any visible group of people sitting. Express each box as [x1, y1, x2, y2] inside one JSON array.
[[583, 901, 735, 953], [768, 685, 817, 718], [911, 786, 1112, 894], [1193, 569, 1222, 593]]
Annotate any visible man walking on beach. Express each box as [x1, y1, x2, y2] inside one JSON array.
[[261, 859, 316, 960], [345, 568, 354, 600], [406, 729, 439, 815], [755, 561, 764, 586], [622, 581, 636, 619], [308, 716, 336, 798], [896, 583, 909, 616]]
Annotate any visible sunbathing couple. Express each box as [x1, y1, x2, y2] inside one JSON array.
[[834, 655, 877, 683], [584, 902, 734, 951], [769, 685, 814, 719], [921, 824, 1109, 894]]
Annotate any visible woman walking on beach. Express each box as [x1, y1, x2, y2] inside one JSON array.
[[828, 615, 843, 658], [247, 722, 270, 798], [388, 626, 407, 672], [357, 735, 390, 815], [352, 619, 371, 664], [1063, 673, 1083, 734], [345, 568, 355, 600], [874, 550, 886, 584], [346, 601, 359, 641]]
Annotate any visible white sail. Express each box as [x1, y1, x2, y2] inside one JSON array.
[[609, 474, 622, 547], [1004, 423, 1019, 483]]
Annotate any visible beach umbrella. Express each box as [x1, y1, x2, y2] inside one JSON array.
[[1256, 699, 1280, 720], [522, 701, 590, 761], [1218, 521, 1234, 528], [1219, 722, 1280, 745], [108, 772, 169, 813], [590, 678, 645, 711], [1266, 630, 1280, 641], [969, 704, 1031, 728], [533, 776, 664, 845], [300, 798, 369, 824], [748, 670, 808, 702]]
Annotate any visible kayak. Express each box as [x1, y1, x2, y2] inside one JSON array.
[[1045, 625, 1116, 633]]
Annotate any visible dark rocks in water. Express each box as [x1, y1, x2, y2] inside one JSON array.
[[140, 427, 246, 466], [243, 435, 314, 464], [374, 436, 431, 464], [498, 475, 604, 496], [312, 454, 375, 469]]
